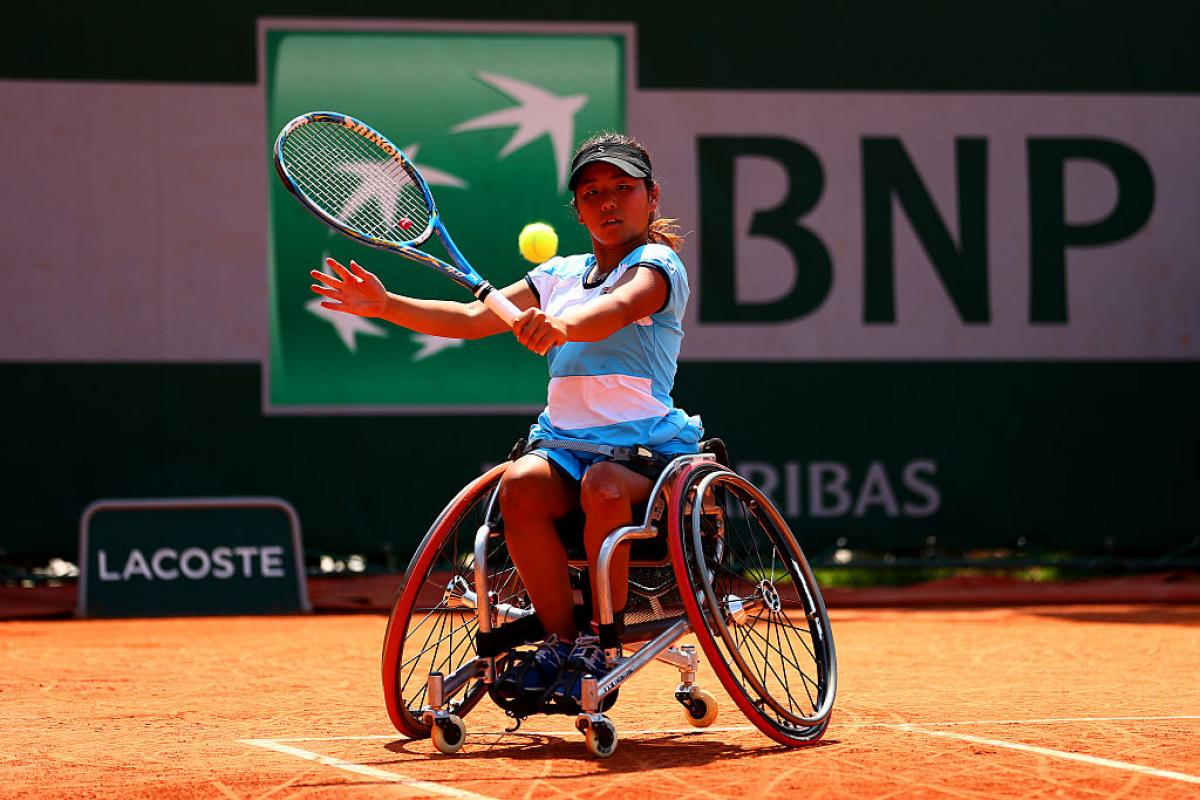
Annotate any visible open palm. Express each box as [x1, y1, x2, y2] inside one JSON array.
[[310, 258, 388, 318]]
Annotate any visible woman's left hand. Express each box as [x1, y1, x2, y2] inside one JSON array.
[[512, 308, 568, 356]]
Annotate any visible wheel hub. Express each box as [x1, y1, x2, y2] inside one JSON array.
[[442, 575, 472, 608], [758, 580, 782, 613]]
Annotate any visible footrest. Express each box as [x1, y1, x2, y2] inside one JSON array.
[[475, 614, 545, 658]]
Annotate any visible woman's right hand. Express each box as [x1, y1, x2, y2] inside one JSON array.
[[512, 307, 569, 356], [311, 258, 388, 317]]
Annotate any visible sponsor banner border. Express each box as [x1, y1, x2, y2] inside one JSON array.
[[257, 18, 637, 416]]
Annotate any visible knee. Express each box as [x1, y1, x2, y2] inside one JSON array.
[[579, 463, 630, 520], [498, 463, 554, 521]]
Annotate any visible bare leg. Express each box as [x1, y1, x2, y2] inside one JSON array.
[[579, 461, 653, 623], [498, 455, 579, 640]]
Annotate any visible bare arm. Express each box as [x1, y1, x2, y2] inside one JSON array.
[[511, 265, 669, 354], [559, 266, 669, 340], [311, 257, 536, 340]]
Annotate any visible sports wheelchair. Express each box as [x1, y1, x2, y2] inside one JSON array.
[[381, 443, 837, 757]]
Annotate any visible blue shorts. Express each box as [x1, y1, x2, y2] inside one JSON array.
[[528, 445, 686, 483], [529, 446, 608, 482]]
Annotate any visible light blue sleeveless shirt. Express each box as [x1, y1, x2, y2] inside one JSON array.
[[524, 243, 703, 460]]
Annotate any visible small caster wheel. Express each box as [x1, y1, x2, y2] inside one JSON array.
[[431, 714, 466, 754], [585, 718, 618, 758], [682, 688, 719, 728]]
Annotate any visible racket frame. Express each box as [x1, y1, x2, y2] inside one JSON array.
[[273, 111, 520, 324]]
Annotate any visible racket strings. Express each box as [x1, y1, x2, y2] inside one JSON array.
[[282, 121, 432, 245], [307, 122, 430, 232], [287, 123, 409, 227], [306, 125, 419, 235], [283, 126, 371, 209], [288, 123, 428, 240], [286, 127, 369, 210]]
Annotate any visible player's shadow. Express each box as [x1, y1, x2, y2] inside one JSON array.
[[382, 732, 840, 770]]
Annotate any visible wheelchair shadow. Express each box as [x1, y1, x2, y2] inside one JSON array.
[[383, 732, 840, 769]]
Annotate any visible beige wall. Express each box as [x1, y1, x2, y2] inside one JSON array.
[[1, 80, 266, 361], [4, 80, 1197, 362]]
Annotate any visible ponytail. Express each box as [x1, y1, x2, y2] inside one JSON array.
[[648, 214, 685, 253]]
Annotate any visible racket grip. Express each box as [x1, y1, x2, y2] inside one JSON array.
[[481, 287, 521, 326]]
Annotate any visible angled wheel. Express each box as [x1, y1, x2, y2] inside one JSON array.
[[584, 717, 618, 758], [381, 462, 530, 738], [669, 464, 837, 746], [681, 687, 719, 728], [431, 714, 466, 754]]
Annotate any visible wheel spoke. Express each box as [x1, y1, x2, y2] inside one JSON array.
[[400, 607, 448, 702], [678, 468, 835, 740], [738, 609, 799, 691], [771, 608, 815, 715], [384, 472, 530, 736]]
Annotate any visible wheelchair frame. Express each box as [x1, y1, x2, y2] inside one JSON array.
[[382, 450, 837, 758]]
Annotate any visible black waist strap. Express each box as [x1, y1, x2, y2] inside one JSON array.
[[529, 438, 661, 464]]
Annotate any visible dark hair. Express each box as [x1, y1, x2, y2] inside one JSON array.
[[570, 132, 685, 253]]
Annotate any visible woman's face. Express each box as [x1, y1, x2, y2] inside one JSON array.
[[573, 162, 659, 250]]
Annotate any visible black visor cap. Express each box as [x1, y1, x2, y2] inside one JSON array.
[[567, 142, 652, 190]]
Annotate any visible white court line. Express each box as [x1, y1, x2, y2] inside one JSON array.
[[899, 727, 1200, 786], [238, 728, 755, 800], [239, 739, 501, 800], [264, 715, 1200, 742], [881, 714, 1200, 728], [243, 715, 1200, 792]]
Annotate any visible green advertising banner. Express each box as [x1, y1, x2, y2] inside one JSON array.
[[1, 16, 1196, 572], [78, 498, 310, 618], [264, 25, 628, 412]]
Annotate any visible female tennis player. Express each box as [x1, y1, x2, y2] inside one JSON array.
[[311, 132, 701, 710]]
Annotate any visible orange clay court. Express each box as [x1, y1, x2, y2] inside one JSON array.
[[3, 604, 1198, 799]]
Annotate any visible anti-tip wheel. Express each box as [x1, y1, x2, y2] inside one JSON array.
[[584, 718, 618, 758], [431, 714, 466, 754], [682, 687, 719, 728]]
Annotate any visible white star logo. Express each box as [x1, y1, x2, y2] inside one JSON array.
[[410, 333, 465, 361], [306, 252, 388, 352], [338, 161, 408, 230], [403, 143, 467, 189], [305, 294, 388, 353], [309, 147, 469, 353], [452, 71, 588, 191], [336, 147, 467, 230]]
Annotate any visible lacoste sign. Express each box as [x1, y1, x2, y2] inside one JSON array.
[[78, 498, 310, 618]]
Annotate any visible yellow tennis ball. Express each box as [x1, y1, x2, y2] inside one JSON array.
[[519, 222, 558, 263]]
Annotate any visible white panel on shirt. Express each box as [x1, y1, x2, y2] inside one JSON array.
[[547, 374, 669, 429]]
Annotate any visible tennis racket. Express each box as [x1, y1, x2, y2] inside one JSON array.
[[272, 111, 521, 325]]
